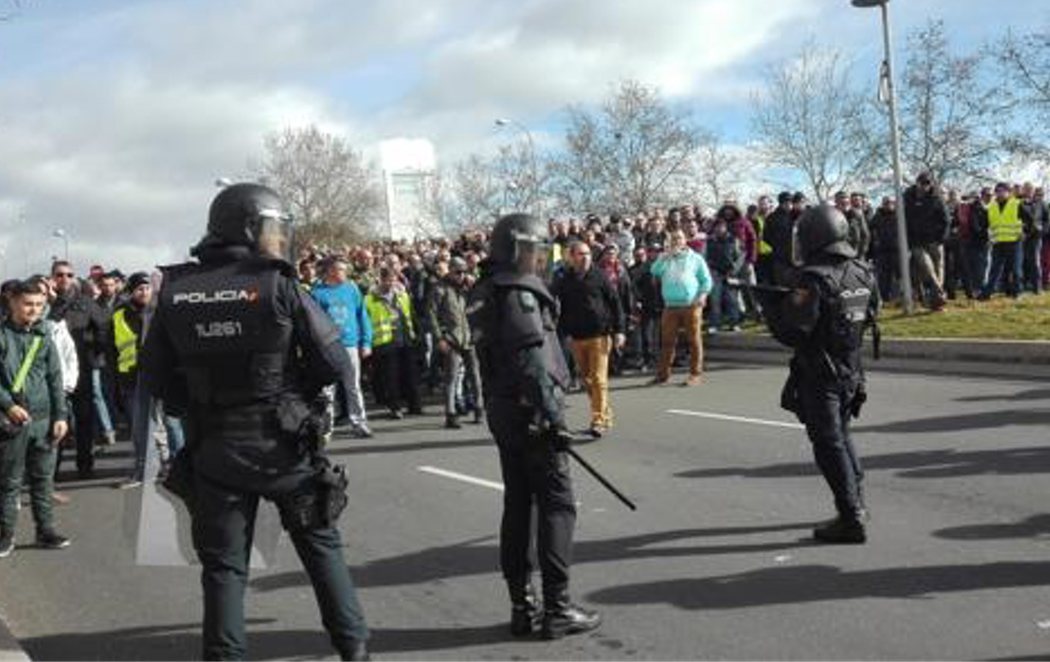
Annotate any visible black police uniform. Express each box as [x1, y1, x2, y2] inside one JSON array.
[[767, 207, 879, 544], [469, 216, 600, 640], [142, 190, 368, 660]]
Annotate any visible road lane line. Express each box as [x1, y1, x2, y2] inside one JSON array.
[[418, 466, 504, 492], [667, 409, 805, 430]]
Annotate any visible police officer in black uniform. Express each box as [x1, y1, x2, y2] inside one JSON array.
[[141, 183, 369, 660], [468, 213, 601, 639], [765, 204, 879, 544]]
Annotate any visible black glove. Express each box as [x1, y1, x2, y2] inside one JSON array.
[[849, 386, 867, 419], [545, 426, 578, 451]]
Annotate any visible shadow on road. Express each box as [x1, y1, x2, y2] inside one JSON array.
[[933, 513, 1050, 541], [852, 409, 1050, 434], [327, 437, 492, 456], [251, 521, 819, 592], [20, 620, 513, 660], [955, 388, 1050, 404], [675, 445, 1050, 480], [585, 560, 1050, 610]]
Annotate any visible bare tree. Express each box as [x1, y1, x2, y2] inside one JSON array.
[[445, 154, 502, 228], [994, 27, 1050, 159], [750, 44, 877, 201], [889, 20, 1004, 184], [550, 80, 703, 213], [0, 0, 23, 21], [256, 125, 383, 249], [669, 130, 756, 210]]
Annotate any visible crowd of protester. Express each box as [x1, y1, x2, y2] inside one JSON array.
[[0, 174, 1046, 553]]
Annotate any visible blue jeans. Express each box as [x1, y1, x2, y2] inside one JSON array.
[[127, 379, 185, 481], [91, 369, 114, 436], [982, 242, 1023, 298], [707, 272, 740, 330]]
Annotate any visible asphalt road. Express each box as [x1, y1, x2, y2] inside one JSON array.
[[1, 360, 1048, 661]]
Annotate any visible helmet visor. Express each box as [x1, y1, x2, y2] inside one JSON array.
[[514, 238, 550, 277], [255, 210, 295, 262]]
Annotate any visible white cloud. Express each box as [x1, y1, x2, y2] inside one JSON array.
[[0, 0, 1042, 274]]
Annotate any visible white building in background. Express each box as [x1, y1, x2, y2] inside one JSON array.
[[379, 138, 440, 240]]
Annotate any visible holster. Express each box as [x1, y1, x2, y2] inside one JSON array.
[[779, 357, 803, 422], [162, 448, 196, 511], [276, 456, 350, 533]]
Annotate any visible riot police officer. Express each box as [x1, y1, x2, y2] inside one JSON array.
[[141, 183, 370, 660], [468, 213, 601, 639], [765, 204, 879, 544]]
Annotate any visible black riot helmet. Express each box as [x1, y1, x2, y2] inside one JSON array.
[[196, 183, 295, 262], [791, 203, 856, 265], [489, 213, 551, 276]]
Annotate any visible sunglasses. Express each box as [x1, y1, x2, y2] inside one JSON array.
[[53, 272, 75, 278]]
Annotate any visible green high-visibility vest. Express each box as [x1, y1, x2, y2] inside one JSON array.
[[988, 197, 1022, 244], [112, 308, 138, 374]]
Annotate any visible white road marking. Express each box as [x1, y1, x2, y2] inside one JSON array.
[[667, 409, 805, 430], [418, 466, 504, 492]]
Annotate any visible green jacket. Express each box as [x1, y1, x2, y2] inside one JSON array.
[[0, 319, 67, 424]]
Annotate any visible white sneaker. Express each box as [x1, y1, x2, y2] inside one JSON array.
[[707, 327, 719, 336], [116, 478, 143, 490]]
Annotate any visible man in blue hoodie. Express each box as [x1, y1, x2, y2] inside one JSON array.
[[311, 256, 374, 439], [649, 229, 712, 386]]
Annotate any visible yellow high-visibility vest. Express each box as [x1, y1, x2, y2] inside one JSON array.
[[112, 308, 138, 374], [988, 197, 1023, 244], [365, 291, 415, 347], [754, 215, 773, 256]]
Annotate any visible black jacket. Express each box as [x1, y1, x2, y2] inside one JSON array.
[[48, 287, 108, 374], [763, 206, 795, 266], [903, 185, 950, 247], [549, 266, 624, 339]]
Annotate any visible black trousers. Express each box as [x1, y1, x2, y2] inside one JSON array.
[[56, 371, 97, 477], [798, 380, 864, 520], [193, 474, 368, 660], [372, 344, 421, 413], [488, 399, 576, 599]]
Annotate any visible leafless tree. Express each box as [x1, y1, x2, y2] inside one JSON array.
[[550, 80, 703, 213], [255, 125, 384, 248], [889, 20, 1004, 184], [668, 130, 756, 210], [750, 44, 878, 201], [993, 27, 1050, 160]]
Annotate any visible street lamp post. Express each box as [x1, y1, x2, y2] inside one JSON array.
[[494, 118, 539, 213], [852, 0, 913, 313], [52, 228, 69, 261]]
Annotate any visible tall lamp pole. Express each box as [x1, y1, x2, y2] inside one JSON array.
[[494, 117, 539, 213], [852, 0, 913, 313], [52, 228, 69, 261]]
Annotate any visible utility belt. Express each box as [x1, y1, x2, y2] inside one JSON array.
[[162, 396, 351, 532]]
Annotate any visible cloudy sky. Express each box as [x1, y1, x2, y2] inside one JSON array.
[[0, 0, 1042, 275]]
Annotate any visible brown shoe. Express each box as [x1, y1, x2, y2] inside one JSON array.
[[648, 377, 669, 386], [683, 375, 703, 387]]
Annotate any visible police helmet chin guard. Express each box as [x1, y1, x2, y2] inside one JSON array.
[[200, 182, 296, 262], [490, 213, 550, 277], [792, 203, 855, 266]]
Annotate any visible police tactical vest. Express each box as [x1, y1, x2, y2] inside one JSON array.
[[157, 259, 292, 407], [801, 259, 878, 374], [468, 271, 569, 398]]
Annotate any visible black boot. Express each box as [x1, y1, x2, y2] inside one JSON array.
[[508, 583, 540, 637], [341, 639, 370, 661], [813, 516, 866, 544], [541, 591, 601, 640], [445, 415, 462, 429]]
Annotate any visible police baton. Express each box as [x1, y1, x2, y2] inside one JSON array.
[[564, 445, 637, 511], [724, 278, 795, 295]]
